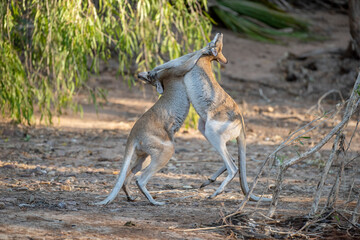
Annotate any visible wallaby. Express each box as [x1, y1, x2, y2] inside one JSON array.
[[154, 33, 271, 202], [94, 48, 209, 206]]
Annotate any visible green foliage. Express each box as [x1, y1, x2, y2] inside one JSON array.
[[184, 105, 199, 129], [276, 154, 286, 166], [296, 136, 311, 146], [0, 0, 211, 125], [211, 0, 311, 43]]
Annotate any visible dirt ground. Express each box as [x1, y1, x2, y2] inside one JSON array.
[[1, 10, 360, 239]]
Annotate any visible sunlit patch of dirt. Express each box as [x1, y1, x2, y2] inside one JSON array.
[[1, 11, 359, 239]]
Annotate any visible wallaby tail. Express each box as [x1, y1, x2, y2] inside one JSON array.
[[237, 131, 272, 202], [94, 140, 136, 206]]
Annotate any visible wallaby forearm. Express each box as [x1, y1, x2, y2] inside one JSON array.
[[153, 52, 196, 72], [155, 48, 209, 80], [152, 45, 208, 72]]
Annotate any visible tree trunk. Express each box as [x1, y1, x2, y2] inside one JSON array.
[[349, 0, 360, 57]]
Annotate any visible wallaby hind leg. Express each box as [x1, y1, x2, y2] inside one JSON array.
[[198, 118, 229, 189], [204, 123, 238, 198], [200, 165, 227, 188], [136, 141, 175, 206], [122, 154, 150, 201]]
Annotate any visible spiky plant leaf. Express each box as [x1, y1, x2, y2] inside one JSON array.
[[211, 0, 311, 43], [218, 0, 308, 30]]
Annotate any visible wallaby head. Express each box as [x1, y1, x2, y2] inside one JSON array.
[[137, 33, 227, 94], [207, 33, 227, 64], [138, 71, 164, 94]]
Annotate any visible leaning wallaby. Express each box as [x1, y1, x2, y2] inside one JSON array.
[[153, 33, 271, 201], [191, 34, 271, 201], [94, 48, 208, 206]]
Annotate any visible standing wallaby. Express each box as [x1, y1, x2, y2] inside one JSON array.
[[94, 48, 209, 206], [154, 33, 271, 201]]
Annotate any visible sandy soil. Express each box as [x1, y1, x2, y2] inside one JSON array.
[[0, 11, 359, 239]]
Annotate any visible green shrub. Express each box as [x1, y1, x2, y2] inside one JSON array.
[[0, 0, 211, 124]]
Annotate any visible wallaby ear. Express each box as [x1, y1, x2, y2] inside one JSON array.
[[212, 33, 227, 64], [211, 33, 220, 44], [216, 33, 224, 48], [217, 52, 228, 64], [155, 81, 164, 94]]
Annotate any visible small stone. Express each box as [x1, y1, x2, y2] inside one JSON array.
[[65, 177, 76, 184], [32, 166, 47, 175], [60, 185, 72, 191], [67, 201, 77, 206], [18, 203, 34, 208], [57, 202, 67, 209], [182, 185, 193, 189], [0, 202, 5, 209], [48, 171, 56, 176], [124, 221, 135, 227], [1, 164, 15, 169]]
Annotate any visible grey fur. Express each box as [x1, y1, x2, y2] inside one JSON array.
[[154, 33, 271, 201], [94, 48, 208, 206], [188, 33, 271, 201]]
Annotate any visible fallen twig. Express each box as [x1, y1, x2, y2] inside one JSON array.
[[259, 88, 271, 103], [351, 194, 360, 225], [295, 209, 335, 234], [307, 89, 345, 114]]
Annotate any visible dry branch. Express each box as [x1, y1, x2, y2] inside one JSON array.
[[307, 89, 344, 114], [226, 71, 360, 223], [309, 132, 342, 216], [324, 143, 345, 211], [351, 194, 360, 225], [268, 72, 360, 217], [227, 100, 345, 219]]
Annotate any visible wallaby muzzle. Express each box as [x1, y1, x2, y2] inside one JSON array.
[[138, 72, 151, 83]]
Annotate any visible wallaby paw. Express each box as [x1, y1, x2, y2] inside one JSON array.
[[127, 196, 137, 202], [249, 196, 272, 202], [151, 201, 166, 206], [208, 193, 217, 199], [93, 199, 111, 206]]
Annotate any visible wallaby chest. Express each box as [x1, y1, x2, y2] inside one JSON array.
[[156, 80, 190, 137], [184, 62, 223, 119]]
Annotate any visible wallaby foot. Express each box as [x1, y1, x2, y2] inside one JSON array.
[[200, 164, 227, 189], [136, 179, 166, 206], [200, 178, 215, 189], [151, 200, 166, 206], [123, 184, 137, 202], [93, 198, 111, 206], [249, 195, 273, 202], [208, 191, 221, 199]]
